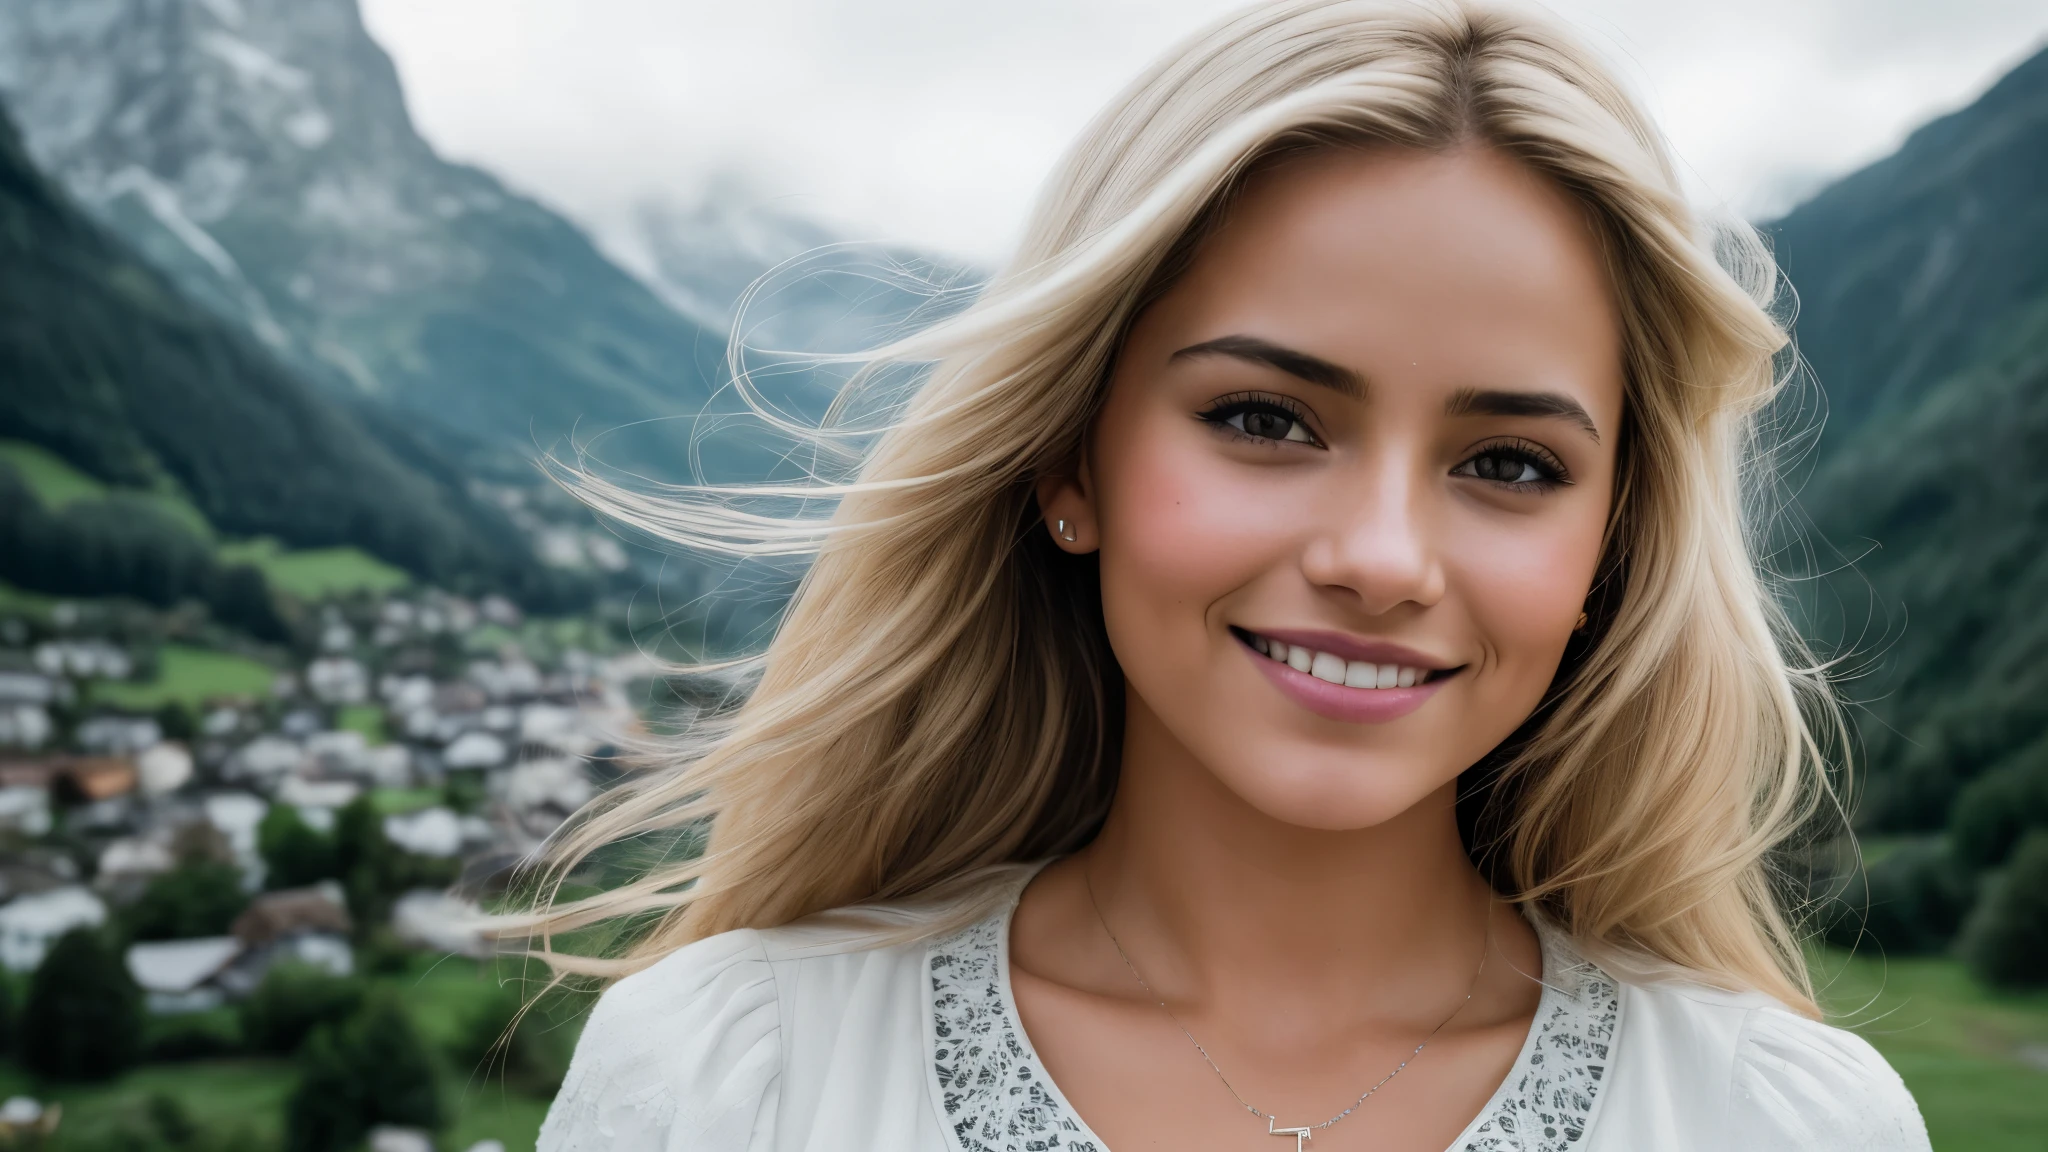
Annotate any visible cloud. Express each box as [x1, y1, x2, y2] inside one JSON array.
[[361, 0, 2048, 263]]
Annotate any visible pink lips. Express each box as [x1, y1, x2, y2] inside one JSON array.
[[1237, 630, 1456, 724]]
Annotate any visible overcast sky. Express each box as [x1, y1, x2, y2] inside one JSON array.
[[360, 0, 2048, 267]]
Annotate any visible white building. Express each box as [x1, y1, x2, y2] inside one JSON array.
[[443, 730, 507, 770], [382, 807, 463, 857], [0, 788, 50, 837], [227, 736, 304, 784], [137, 742, 195, 795], [0, 886, 108, 971], [125, 936, 243, 1013], [306, 657, 368, 705], [76, 714, 161, 755]]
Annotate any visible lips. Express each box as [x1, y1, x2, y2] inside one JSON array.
[[1233, 626, 1462, 724]]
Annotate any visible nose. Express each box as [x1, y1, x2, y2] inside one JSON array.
[[1297, 452, 1445, 616]]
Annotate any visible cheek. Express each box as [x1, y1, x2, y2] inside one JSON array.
[[1450, 505, 1606, 680], [1091, 421, 1287, 660]]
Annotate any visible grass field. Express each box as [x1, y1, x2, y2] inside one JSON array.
[[218, 538, 410, 599], [0, 439, 213, 539], [336, 704, 389, 745], [0, 955, 569, 1152], [92, 644, 276, 709], [1, 438, 410, 602], [1817, 949, 2048, 1150], [370, 786, 447, 815]]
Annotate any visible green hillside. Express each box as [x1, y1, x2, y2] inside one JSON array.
[[0, 100, 587, 614], [1770, 45, 2048, 830]]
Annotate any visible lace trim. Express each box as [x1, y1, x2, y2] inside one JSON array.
[[927, 909, 1618, 1152]]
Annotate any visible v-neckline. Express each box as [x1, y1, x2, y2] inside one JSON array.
[[924, 870, 1622, 1152]]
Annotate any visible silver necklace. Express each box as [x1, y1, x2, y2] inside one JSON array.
[[1082, 870, 1491, 1151]]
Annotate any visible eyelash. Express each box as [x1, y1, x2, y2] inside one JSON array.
[[1196, 400, 1571, 491], [1196, 392, 1323, 447], [1453, 437, 1572, 492]]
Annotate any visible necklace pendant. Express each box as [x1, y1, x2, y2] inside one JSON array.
[[1267, 1118, 1312, 1152]]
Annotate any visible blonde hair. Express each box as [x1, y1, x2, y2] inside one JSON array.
[[523, 0, 1840, 1014]]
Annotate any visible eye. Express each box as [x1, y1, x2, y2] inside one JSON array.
[[1452, 440, 1569, 491], [1198, 393, 1322, 447]]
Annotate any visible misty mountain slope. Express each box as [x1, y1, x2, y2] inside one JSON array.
[[1769, 45, 2048, 454], [0, 97, 585, 610], [631, 190, 980, 362], [0, 0, 727, 476], [1770, 45, 2048, 829]]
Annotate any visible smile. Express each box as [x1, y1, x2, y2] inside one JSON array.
[[1231, 627, 1463, 724]]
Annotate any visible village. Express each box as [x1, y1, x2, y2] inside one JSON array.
[[0, 585, 663, 1150]]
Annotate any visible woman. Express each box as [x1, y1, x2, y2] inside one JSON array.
[[532, 2, 1929, 1149]]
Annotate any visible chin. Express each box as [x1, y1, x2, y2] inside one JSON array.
[[1214, 756, 1447, 833]]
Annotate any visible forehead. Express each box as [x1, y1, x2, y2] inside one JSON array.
[[1156, 145, 1624, 415]]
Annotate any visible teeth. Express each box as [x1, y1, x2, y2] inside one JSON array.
[[1251, 634, 1432, 690]]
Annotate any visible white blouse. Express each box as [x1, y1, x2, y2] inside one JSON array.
[[539, 870, 1930, 1152]]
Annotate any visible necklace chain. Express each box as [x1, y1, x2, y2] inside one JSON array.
[[1081, 869, 1491, 1134]]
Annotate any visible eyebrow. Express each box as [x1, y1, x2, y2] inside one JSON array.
[[1444, 387, 1601, 443], [1169, 334, 1366, 398]]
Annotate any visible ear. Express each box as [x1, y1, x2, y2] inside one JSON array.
[[1034, 456, 1099, 554]]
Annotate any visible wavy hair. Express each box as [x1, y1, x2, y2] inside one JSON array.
[[518, 0, 1841, 1015]]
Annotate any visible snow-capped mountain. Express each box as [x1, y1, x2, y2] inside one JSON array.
[[0, 0, 723, 475]]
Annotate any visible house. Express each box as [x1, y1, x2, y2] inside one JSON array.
[[136, 742, 194, 795], [231, 882, 353, 947], [0, 704, 50, 751], [226, 736, 304, 785], [202, 791, 270, 878], [443, 730, 507, 770], [0, 886, 107, 971], [0, 758, 58, 790], [125, 936, 243, 1013], [74, 714, 159, 755], [0, 786, 50, 837], [218, 882, 355, 995], [0, 1097, 60, 1141], [95, 837, 174, 902], [54, 757, 139, 804], [383, 807, 463, 857]]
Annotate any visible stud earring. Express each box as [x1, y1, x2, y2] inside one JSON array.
[[1573, 610, 1590, 631], [1056, 518, 1077, 543]]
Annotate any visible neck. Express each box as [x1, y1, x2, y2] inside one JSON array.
[[1075, 691, 1495, 1009]]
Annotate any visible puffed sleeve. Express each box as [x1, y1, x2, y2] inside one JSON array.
[[1727, 1005, 1930, 1151], [538, 929, 781, 1152]]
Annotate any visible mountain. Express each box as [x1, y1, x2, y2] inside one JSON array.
[[0, 97, 585, 612], [1770, 45, 2048, 829], [0, 0, 726, 477], [628, 186, 978, 360]]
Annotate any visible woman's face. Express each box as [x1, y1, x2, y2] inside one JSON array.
[[1041, 145, 1625, 831]]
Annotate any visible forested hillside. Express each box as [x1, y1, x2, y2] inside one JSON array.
[[0, 100, 586, 613], [1770, 44, 2048, 834]]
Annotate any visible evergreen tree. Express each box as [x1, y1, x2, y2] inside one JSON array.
[[0, 969, 15, 1057], [21, 928, 143, 1080], [332, 796, 456, 932], [285, 991, 442, 1152], [1962, 829, 2048, 988], [259, 804, 339, 890], [125, 860, 249, 940], [240, 961, 363, 1055]]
